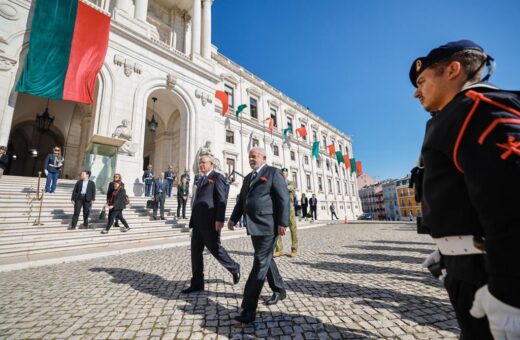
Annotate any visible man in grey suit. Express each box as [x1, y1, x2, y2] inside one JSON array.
[[228, 147, 290, 324]]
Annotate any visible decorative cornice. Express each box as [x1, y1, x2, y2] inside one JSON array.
[[114, 54, 142, 77], [166, 73, 177, 89], [0, 2, 20, 21], [220, 73, 239, 86], [267, 99, 280, 108], [195, 89, 213, 106], [246, 86, 261, 98], [0, 54, 17, 71]]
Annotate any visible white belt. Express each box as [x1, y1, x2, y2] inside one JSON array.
[[433, 235, 485, 256]]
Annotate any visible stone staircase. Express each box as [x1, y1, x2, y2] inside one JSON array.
[[0, 175, 240, 269]]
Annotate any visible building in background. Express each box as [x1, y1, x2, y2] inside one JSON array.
[[395, 176, 421, 220], [0, 0, 362, 219], [382, 179, 399, 221], [358, 182, 385, 220]]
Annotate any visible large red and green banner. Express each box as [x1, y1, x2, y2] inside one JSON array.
[[16, 0, 110, 104]]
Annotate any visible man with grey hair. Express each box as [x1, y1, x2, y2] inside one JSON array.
[[182, 154, 240, 294], [229, 147, 290, 324]]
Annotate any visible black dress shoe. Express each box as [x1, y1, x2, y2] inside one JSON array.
[[264, 291, 287, 305], [160, 217, 166, 220], [181, 286, 204, 294], [232, 268, 241, 285], [234, 311, 256, 324]]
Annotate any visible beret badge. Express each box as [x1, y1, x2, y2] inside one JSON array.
[[416, 59, 422, 72]]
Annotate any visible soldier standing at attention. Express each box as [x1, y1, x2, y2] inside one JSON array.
[[274, 168, 298, 258], [410, 40, 520, 339], [142, 164, 154, 197], [165, 164, 175, 198]]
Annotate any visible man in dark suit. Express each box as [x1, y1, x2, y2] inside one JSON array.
[[181, 155, 240, 294], [69, 170, 96, 229], [153, 172, 167, 220], [177, 176, 189, 219], [309, 194, 318, 221], [228, 147, 290, 324]]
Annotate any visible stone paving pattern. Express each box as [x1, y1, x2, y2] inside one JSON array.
[[0, 223, 459, 339]]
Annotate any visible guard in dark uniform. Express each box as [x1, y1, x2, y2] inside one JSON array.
[[410, 40, 520, 339], [142, 164, 154, 197], [164, 165, 175, 198]]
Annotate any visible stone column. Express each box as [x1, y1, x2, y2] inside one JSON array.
[[135, 0, 149, 21], [201, 0, 212, 59], [184, 14, 192, 55], [191, 0, 201, 56], [115, 0, 133, 16]]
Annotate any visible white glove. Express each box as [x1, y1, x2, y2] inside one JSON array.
[[422, 249, 447, 281], [422, 249, 441, 268], [470, 285, 520, 339], [44, 169, 48, 176]]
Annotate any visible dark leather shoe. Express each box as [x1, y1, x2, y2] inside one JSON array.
[[160, 217, 166, 220], [234, 311, 256, 324], [181, 286, 204, 294], [264, 291, 287, 305], [232, 268, 240, 285]]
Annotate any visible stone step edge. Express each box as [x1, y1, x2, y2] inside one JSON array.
[[0, 223, 329, 273]]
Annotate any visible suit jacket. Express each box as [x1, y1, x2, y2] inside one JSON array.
[[0, 154, 8, 170], [230, 165, 289, 236], [301, 197, 309, 206], [44, 154, 64, 173], [177, 182, 189, 199], [189, 171, 227, 229], [153, 178, 168, 197], [309, 197, 318, 208], [71, 180, 96, 202], [108, 188, 127, 210]]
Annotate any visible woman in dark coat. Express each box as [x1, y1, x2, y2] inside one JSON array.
[[101, 181, 130, 234], [106, 173, 123, 228]]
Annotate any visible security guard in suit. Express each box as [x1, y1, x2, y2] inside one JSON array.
[[152, 172, 167, 220], [410, 40, 520, 339], [164, 165, 175, 198], [274, 168, 298, 257], [142, 164, 154, 197]]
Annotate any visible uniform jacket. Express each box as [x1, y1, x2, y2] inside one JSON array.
[[177, 182, 189, 199], [108, 188, 127, 210], [44, 154, 64, 173], [230, 165, 289, 236], [189, 171, 227, 229], [153, 178, 168, 197], [142, 170, 154, 183], [420, 83, 520, 307], [71, 180, 96, 202], [165, 170, 175, 182]]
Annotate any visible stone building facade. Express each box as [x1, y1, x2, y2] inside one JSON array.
[[0, 0, 362, 219]]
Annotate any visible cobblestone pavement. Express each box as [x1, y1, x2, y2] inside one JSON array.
[[0, 223, 460, 339]]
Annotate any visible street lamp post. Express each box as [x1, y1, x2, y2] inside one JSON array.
[[148, 97, 158, 133]]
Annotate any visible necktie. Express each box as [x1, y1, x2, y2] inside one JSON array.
[[249, 171, 257, 187]]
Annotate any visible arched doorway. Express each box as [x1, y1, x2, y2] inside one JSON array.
[[142, 88, 188, 180]]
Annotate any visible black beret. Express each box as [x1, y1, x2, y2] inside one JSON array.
[[409, 40, 485, 87]]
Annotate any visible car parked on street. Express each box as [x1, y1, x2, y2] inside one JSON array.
[[358, 212, 374, 220]]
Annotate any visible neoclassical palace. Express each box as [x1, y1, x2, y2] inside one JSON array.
[[0, 0, 362, 219]]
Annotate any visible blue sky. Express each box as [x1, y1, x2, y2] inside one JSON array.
[[212, 0, 520, 180]]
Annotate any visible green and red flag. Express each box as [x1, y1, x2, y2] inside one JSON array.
[[350, 158, 357, 173], [235, 104, 247, 119], [327, 144, 336, 156], [335, 151, 344, 163], [296, 127, 307, 138], [356, 161, 363, 175], [343, 155, 350, 168], [283, 126, 293, 141], [312, 141, 320, 159], [265, 117, 274, 134], [215, 90, 229, 116], [16, 0, 110, 104]]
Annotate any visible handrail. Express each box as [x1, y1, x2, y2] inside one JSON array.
[[33, 171, 44, 226]]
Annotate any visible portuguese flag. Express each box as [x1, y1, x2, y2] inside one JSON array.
[[16, 0, 110, 104]]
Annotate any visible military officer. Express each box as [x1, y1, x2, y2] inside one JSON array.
[[142, 164, 154, 197], [410, 40, 520, 339], [164, 164, 175, 198], [274, 168, 298, 257]]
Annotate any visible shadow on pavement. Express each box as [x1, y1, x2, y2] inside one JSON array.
[[90, 267, 377, 339], [286, 278, 457, 333], [322, 252, 424, 265], [347, 244, 433, 255]]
